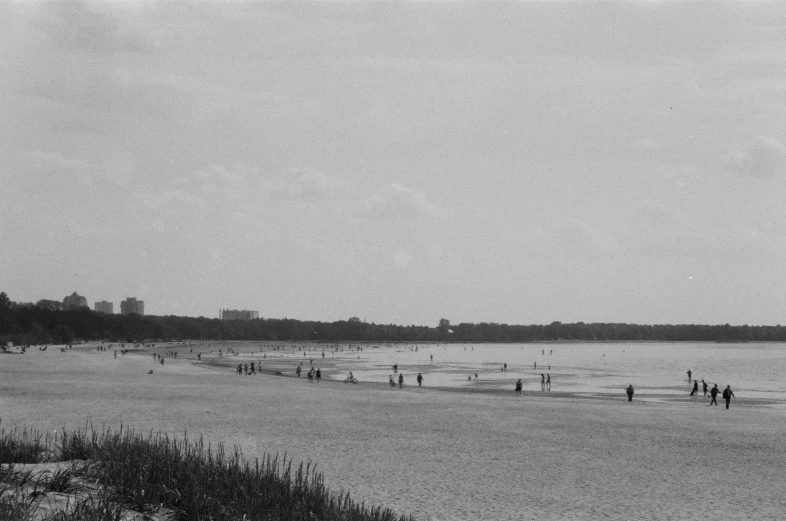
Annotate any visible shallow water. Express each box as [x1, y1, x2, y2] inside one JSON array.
[[251, 341, 786, 402]]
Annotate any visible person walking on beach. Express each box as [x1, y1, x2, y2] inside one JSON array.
[[723, 385, 735, 409], [710, 384, 720, 406], [690, 380, 698, 396], [541, 374, 545, 391], [546, 374, 551, 391], [417, 372, 424, 388], [515, 379, 522, 395], [398, 373, 404, 389], [307, 368, 314, 383], [626, 384, 634, 402], [687, 369, 692, 382], [296, 364, 302, 378], [316, 368, 321, 383], [702, 379, 708, 397]]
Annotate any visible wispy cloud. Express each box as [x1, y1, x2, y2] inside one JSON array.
[[365, 183, 447, 221], [265, 168, 352, 200]]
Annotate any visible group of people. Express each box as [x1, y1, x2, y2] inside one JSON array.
[[295, 363, 322, 383], [625, 371, 737, 408], [687, 369, 736, 408]]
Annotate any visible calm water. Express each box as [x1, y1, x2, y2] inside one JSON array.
[[257, 342, 786, 403]]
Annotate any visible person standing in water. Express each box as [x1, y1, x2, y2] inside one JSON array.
[[541, 374, 545, 391], [546, 374, 551, 391], [722, 385, 735, 409], [690, 380, 698, 396], [702, 379, 708, 397], [417, 372, 424, 388], [515, 379, 522, 395], [398, 373, 404, 389], [626, 384, 634, 402]]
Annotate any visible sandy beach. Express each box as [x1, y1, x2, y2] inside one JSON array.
[[3, 344, 786, 520]]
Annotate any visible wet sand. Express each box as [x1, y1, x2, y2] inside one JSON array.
[[3, 343, 786, 520]]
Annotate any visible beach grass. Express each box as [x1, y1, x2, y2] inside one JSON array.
[[0, 421, 414, 521]]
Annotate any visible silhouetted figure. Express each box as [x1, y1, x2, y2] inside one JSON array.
[[296, 364, 302, 377], [687, 369, 692, 382], [315, 368, 321, 382], [626, 384, 634, 402], [546, 374, 551, 391], [417, 373, 424, 387], [690, 380, 698, 396], [710, 384, 720, 406], [398, 373, 404, 389], [541, 374, 545, 391], [702, 379, 708, 397], [515, 379, 522, 395], [390, 374, 396, 387], [723, 385, 735, 409]]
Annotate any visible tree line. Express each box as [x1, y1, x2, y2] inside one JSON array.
[[1, 292, 785, 345]]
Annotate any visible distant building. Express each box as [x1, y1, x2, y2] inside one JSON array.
[[120, 297, 145, 316], [62, 292, 88, 311], [94, 301, 114, 314], [220, 309, 259, 320]]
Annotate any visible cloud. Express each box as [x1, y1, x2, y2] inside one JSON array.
[[28, 150, 95, 188], [633, 137, 658, 151], [266, 168, 351, 200], [529, 219, 619, 258], [29, 150, 92, 172], [36, 1, 162, 54], [136, 164, 351, 212], [723, 137, 786, 178], [365, 183, 446, 220]]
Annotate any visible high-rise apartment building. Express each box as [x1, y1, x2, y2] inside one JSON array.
[[120, 297, 145, 315], [220, 309, 259, 320], [62, 292, 88, 311], [94, 301, 114, 314]]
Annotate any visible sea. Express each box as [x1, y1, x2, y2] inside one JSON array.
[[254, 341, 786, 404]]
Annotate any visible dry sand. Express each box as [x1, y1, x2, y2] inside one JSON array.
[[3, 344, 786, 520]]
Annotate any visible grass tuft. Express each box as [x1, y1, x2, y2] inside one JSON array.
[[0, 421, 415, 521]]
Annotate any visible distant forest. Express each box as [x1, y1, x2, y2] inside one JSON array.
[[2, 292, 785, 345]]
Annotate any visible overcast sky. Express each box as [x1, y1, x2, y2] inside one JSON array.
[[1, 1, 785, 326]]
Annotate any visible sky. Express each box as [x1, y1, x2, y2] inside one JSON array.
[[1, 1, 785, 326]]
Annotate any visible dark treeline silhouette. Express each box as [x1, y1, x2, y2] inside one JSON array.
[[2, 292, 785, 345]]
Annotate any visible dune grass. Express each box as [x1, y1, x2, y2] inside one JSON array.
[[0, 420, 414, 521]]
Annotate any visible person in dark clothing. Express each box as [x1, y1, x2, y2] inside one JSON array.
[[710, 384, 720, 406], [722, 385, 735, 409], [315, 368, 321, 382], [702, 379, 708, 397], [626, 384, 634, 402], [546, 374, 551, 391], [398, 373, 404, 389], [687, 369, 692, 382], [515, 379, 522, 395], [416, 372, 424, 388], [690, 380, 698, 396], [541, 374, 545, 391]]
